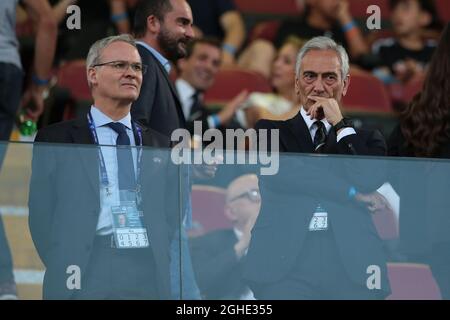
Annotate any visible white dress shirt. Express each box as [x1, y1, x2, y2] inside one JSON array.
[[89, 106, 138, 235], [136, 41, 172, 74], [300, 107, 356, 143], [175, 78, 196, 121], [175, 78, 218, 129]]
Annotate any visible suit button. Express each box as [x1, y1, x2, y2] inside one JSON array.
[[85, 244, 92, 251]]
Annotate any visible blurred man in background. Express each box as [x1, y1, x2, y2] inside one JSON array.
[[190, 174, 260, 299], [176, 37, 247, 140]]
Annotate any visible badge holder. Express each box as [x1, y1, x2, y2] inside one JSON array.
[[111, 190, 149, 249], [308, 204, 328, 231]]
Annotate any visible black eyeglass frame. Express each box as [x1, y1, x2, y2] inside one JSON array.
[[229, 189, 261, 203], [91, 60, 148, 74]]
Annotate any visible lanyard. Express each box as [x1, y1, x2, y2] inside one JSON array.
[[87, 112, 143, 192]]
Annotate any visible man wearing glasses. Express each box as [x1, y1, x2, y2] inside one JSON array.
[[28, 35, 176, 299], [189, 174, 261, 299]]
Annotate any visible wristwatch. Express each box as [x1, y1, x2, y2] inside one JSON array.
[[333, 117, 354, 134]]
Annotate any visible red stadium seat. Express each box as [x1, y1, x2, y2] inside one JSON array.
[[248, 20, 281, 43], [402, 76, 425, 103], [235, 0, 302, 15], [204, 67, 272, 105], [389, 75, 425, 105], [189, 185, 231, 237], [56, 60, 92, 101], [436, 0, 450, 22], [349, 0, 391, 19], [386, 263, 442, 299], [343, 70, 392, 113], [402, 77, 424, 101]]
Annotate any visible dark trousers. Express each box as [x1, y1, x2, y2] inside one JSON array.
[[72, 235, 159, 299], [252, 229, 385, 300], [0, 62, 23, 283]]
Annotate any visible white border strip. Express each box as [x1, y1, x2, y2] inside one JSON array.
[[0, 206, 28, 217], [13, 269, 44, 285]]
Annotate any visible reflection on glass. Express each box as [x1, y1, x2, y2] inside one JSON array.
[[0, 142, 448, 299]]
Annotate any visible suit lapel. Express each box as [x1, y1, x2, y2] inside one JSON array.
[[70, 118, 100, 198], [136, 125, 170, 234], [148, 51, 187, 125], [286, 112, 314, 153], [133, 121, 155, 147]]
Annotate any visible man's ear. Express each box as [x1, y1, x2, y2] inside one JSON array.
[[146, 14, 161, 34], [87, 67, 97, 88], [295, 77, 300, 96], [177, 58, 187, 74], [419, 11, 432, 28], [224, 205, 236, 222], [342, 74, 350, 97]]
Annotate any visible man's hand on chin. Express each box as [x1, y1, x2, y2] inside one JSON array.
[[306, 96, 343, 125]]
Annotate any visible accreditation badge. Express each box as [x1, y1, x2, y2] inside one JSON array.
[[308, 204, 328, 231], [111, 201, 149, 249]]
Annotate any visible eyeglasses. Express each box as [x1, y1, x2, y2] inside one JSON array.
[[92, 60, 148, 74], [229, 189, 261, 203]]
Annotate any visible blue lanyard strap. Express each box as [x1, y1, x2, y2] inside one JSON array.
[[87, 112, 143, 190]]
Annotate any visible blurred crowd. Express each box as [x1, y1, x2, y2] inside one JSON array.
[[7, 0, 448, 135]]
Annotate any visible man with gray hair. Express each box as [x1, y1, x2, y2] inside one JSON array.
[[29, 34, 176, 299], [243, 36, 390, 299]]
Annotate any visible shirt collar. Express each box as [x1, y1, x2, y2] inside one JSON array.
[[175, 79, 201, 119], [300, 106, 332, 133], [175, 78, 196, 102], [136, 41, 171, 74], [90, 105, 132, 130]]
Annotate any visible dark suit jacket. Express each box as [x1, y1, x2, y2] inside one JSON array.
[[186, 103, 215, 136], [190, 229, 249, 299], [243, 111, 391, 293], [131, 43, 186, 137], [28, 116, 178, 299], [185, 101, 243, 141]]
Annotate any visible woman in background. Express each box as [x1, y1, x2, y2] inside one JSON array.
[[241, 36, 304, 128], [388, 22, 450, 299]]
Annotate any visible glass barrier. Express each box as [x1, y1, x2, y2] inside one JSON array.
[[187, 150, 449, 300], [0, 141, 184, 300], [0, 141, 449, 300]]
